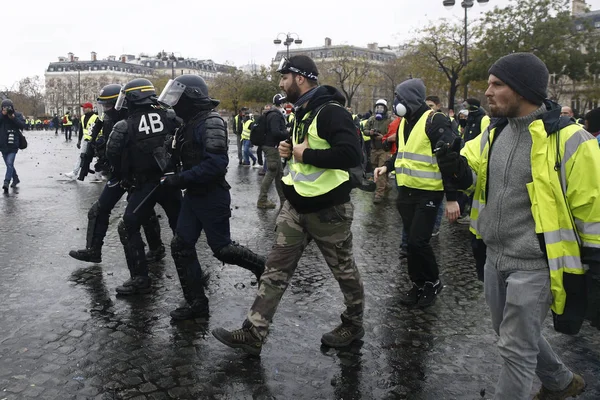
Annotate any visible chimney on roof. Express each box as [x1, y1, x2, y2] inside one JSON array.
[[68, 52, 74, 62], [91, 51, 97, 61], [325, 37, 332, 47], [573, 0, 588, 15], [107, 55, 115, 61]]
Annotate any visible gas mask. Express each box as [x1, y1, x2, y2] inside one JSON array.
[[375, 105, 386, 120], [458, 119, 467, 128], [394, 98, 408, 117]]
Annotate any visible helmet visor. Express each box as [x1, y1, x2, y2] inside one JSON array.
[[115, 89, 126, 111], [158, 79, 186, 107]]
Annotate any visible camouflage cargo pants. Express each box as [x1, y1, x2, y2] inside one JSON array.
[[247, 200, 364, 338]]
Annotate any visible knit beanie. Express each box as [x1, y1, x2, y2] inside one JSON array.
[[488, 53, 548, 106]]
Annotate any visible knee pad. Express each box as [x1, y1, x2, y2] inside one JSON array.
[[171, 234, 196, 260], [88, 201, 101, 220]]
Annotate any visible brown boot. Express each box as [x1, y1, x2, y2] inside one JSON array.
[[533, 373, 586, 400]]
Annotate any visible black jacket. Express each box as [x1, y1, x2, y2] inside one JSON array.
[[264, 109, 288, 147], [283, 85, 362, 214], [464, 107, 487, 143], [383, 103, 458, 200], [0, 112, 26, 152]]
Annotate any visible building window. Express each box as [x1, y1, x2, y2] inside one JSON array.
[[595, 21, 600, 29], [49, 68, 54, 72]]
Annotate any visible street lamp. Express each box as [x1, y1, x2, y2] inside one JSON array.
[[273, 32, 302, 58], [443, 0, 489, 100]]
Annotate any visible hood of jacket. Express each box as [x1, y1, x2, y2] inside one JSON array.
[[297, 85, 346, 121]]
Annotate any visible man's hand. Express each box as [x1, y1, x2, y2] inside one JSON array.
[[435, 137, 462, 177], [445, 200, 461, 223], [279, 140, 292, 159], [77, 141, 81, 149], [386, 135, 396, 143], [373, 166, 388, 182], [293, 135, 309, 163]]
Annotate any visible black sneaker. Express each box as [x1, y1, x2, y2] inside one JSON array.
[[69, 248, 102, 263], [212, 320, 263, 356], [399, 283, 422, 306], [321, 323, 365, 348], [417, 280, 443, 308], [2, 183, 8, 193], [10, 178, 20, 188], [170, 297, 209, 320], [115, 276, 152, 295], [146, 245, 166, 262]]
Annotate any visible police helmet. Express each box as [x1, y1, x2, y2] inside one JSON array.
[[1, 99, 14, 109], [158, 74, 219, 109], [273, 93, 286, 107], [97, 84, 122, 104], [115, 78, 156, 110]]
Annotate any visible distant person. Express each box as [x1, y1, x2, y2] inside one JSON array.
[[0, 99, 26, 192]]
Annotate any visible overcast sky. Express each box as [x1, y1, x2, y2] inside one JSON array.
[[2, 0, 599, 89]]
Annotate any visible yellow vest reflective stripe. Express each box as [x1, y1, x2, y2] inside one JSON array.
[[463, 120, 600, 314], [394, 110, 443, 191], [360, 120, 370, 142], [281, 104, 349, 197], [241, 119, 252, 140], [63, 115, 72, 126], [82, 114, 99, 141]]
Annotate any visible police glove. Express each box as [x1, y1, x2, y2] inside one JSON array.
[[435, 137, 462, 177], [586, 265, 600, 330], [161, 174, 186, 189], [76, 141, 81, 149]]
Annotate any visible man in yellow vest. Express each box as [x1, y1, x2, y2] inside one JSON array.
[[232, 107, 247, 165], [213, 55, 364, 355], [63, 103, 99, 180], [63, 111, 73, 141], [373, 79, 461, 308], [436, 53, 598, 399]]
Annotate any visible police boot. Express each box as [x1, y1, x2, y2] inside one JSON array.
[[117, 221, 151, 295], [215, 242, 266, 280], [115, 275, 152, 295], [69, 236, 103, 263], [142, 213, 166, 262], [170, 235, 210, 320]]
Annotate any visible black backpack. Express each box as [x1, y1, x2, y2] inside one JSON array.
[[250, 110, 278, 146], [299, 102, 375, 192]]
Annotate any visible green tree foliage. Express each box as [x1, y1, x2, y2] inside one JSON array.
[[411, 20, 467, 109]]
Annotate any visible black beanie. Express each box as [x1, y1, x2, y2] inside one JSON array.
[[488, 53, 548, 106]]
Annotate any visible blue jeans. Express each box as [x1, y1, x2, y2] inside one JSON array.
[[485, 265, 573, 399], [242, 140, 256, 164], [433, 199, 445, 231], [1, 150, 18, 185]]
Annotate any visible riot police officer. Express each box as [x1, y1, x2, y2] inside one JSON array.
[[68, 84, 166, 264], [157, 75, 265, 320], [109, 78, 181, 295]]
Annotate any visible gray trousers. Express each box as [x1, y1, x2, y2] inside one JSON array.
[[258, 146, 284, 203], [235, 134, 242, 163], [484, 263, 573, 399]]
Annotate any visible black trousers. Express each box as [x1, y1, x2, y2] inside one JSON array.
[[396, 187, 444, 286], [471, 233, 486, 282], [122, 182, 181, 276], [64, 126, 72, 140]]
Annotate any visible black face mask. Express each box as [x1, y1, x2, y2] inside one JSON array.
[[458, 119, 467, 128]]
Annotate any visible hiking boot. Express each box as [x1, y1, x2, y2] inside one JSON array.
[[170, 298, 210, 321], [257, 200, 276, 209], [115, 276, 152, 295], [321, 323, 365, 348], [533, 373, 586, 400], [212, 320, 263, 356], [417, 280, 443, 308], [69, 247, 102, 263], [146, 245, 166, 262], [399, 283, 422, 306], [10, 178, 20, 188]]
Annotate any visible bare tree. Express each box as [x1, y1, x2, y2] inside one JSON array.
[[317, 48, 373, 107]]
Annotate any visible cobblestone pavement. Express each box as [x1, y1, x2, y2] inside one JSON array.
[[0, 131, 598, 400]]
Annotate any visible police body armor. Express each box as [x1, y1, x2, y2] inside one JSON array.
[[128, 107, 171, 180], [177, 111, 230, 195]]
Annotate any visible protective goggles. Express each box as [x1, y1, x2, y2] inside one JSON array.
[[157, 79, 186, 107], [277, 57, 318, 81]]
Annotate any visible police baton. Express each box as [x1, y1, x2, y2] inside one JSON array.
[[132, 172, 174, 214]]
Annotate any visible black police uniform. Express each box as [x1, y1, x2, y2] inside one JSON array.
[[68, 105, 165, 264], [158, 74, 265, 320], [112, 87, 182, 295]]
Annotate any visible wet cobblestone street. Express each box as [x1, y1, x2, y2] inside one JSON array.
[[0, 131, 598, 399]]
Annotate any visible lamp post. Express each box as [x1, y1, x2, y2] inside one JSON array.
[[273, 33, 303, 59], [443, 0, 489, 100]]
